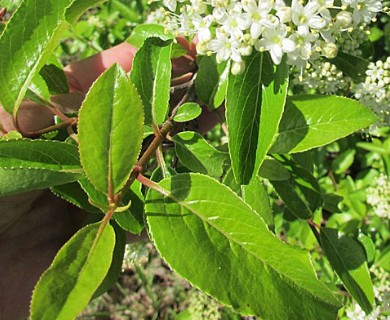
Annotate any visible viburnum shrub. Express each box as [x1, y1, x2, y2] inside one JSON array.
[[0, 0, 389, 319]]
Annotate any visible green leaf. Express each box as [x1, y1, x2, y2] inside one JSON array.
[[65, 0, 108, 25], [241, 177, 274, 228], [173, 102, 202, 122], [0, 139, 83, 196], [269, 155, 322, 219], [113, 180, 145, 234], [145, 173, 341, 319], [0, 0, 105, 114], [270, 95, 378, 154], [172, 131, 228, 178], [30, 222, 116, 320], [332, 149, 356, 174], [78, 64, 144, 196], [320, 227, 374, 313], [130, 37, 172, 125], [39, 63, 69, 95], [195, 55, 228, 109], [126, 24, 172, 48], [327, 52, 369, 83], [377, 247, 390, 272], [258, 157, 290, 181], [93, 222, 126, 299], [226, 52, 288, 184], [51, 182, 101, 213]]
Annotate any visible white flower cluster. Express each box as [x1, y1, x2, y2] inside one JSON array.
[[160, 0, 382, 74], [354, 57, 390, 126], [366, 173, 390, 219], [291, 60, 351, 94]]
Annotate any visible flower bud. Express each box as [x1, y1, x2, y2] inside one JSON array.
[[335, 11, 353, 28], [321, 42, 338, 59], [231, 60, 245, 75]]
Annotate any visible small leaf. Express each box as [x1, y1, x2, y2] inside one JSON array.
[[39, 63, 69, 95], [320, 227, 374, 313], [226, 52, 288, 184], [78, 64, 144, 196], [173, 102, 202, 122], [0, 139, 83, 196], [146, 173, 341, 319], [130, 37, 172, 125], [331, 149, 356, 174], [270, 95, 378, 154], [172, 131, 228, 178], [30, 222, 116, 320], [126, 24, 172, 48], [195, 55, 228, 109]]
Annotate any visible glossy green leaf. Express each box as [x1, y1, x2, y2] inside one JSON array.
[[226, 52, 288, 184], [270, 95, 378, 154], [39, 63, 69, 95], [320, 227, 374, 313], [30, 222, 116, 320], [327, 52, 369, 83], [172, 131, 228, 178], [269, 155, 322, 219], [0, 139, 83, 196], [173, 102, 202, 122], [146, 173, 341, 319], [195, 55, 228, 109], [0, 0, 105, 114], [93, 222, 126, 299], [78, 64, 144, 196], [126, 24, 172, 48], [130, 37, 172, 125]]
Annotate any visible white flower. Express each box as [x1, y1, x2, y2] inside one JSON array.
[[347, 0, 382, 25], [291, 0, 327, 32], [255, 25, 296, 65], [207, 29, 242, 63], [242, 0, 275, 38]]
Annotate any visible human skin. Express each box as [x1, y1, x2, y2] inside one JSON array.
[[0, 41, 223, 319]]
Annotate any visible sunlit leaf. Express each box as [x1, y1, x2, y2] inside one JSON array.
[[146, 173, 341, 319], [78, 64, 144, 196], [31, 222, 115, 320]]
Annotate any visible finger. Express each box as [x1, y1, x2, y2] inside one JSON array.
[[64, 42, 137, 92]]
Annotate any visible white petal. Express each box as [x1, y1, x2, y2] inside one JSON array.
[[250, 23, 262, 39], [282, 38, 296, 53]]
